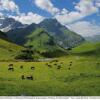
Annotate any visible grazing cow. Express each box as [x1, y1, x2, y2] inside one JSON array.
[[96, 62, 100, 69], [9, 64, 13, 67], [8, 67, 14, 71], [20, 65, 23, 69], [48, 65, 52, 68], [26, 75, 33, 80], [49, 61, 53, 63], [52, 60, 58, 62], [68, 67, 71, 70], [55, 60, 59, 62], [97, 62, 100, 65], [60, 62, 63, 64], [57, 67, 60, 69], [21, 75, 25, 80], [31, 67, 35, 70], [9, 49, 13, 52], [69, 64, 72, 66], [54, 63, 57, 66], [57, 65, 61, 69], [80, 73, 86, 77]]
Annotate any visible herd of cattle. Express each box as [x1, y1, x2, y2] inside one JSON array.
[[8, 64, 35, 80], [45, 60, 72, 70], [7, 60, 73, 81]]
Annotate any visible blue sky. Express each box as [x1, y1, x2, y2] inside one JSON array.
[[14, 0, 79, 17], [0, 0, 100, 36]]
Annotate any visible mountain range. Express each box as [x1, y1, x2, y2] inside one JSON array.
[[0, 29, 67, 59], [0, 17, 87, 59], [5, 18, 85, 49], [39, 19, 85, 48], [0, 17, 26, 32], [85, 35, 100, 42]]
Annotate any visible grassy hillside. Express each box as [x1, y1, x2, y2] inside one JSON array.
[[25, 28, 67, 57], [40, 19, 85, 48], [71, 42, 100, 56], [0, 31, 24, 61], [0, 31, 100, 96], [0, 29, 67, 60], [0, 39, 24, 61], [0, 48, 100, 95]]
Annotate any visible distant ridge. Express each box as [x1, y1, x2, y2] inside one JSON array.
[[6, 18, 85, 48], [0, 17, 27, 32], [85, 35, 100, 42], [0, 31, 24, 60]]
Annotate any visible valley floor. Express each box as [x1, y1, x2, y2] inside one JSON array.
[[0, 54, 100, 96]]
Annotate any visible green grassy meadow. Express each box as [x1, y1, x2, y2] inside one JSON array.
[[0, 43, 100, 96], [0, 38, 24, 61], [0, 42, 100, 96]]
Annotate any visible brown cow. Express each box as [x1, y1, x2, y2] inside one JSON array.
[[26, 75, 33, 80], [8, 67, 14, 71]]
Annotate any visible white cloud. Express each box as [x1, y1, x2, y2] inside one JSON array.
[[0, 0, 19, 14], [0, 12, 3, 17], [96, 3, 100, 7], [95, 0, 100, 7], [0, 0, 44, 24], [60, 8, 69, 15], [34, 0, 99, 25], [67, 21, 100, 37], [34, 0, 59, 15], [55, 0, 99, 25], [9, 12, 45, 24], [55, 12, 83, 25], [75, 0, 97, 13]]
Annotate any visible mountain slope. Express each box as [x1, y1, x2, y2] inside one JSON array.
[[0, 31, 24, 60], [0, 30, 8, 40], [0, 17, 26, 32], [6, 18, 85, 48], [25, 28, 67, 57], [72, 42, 100, 56], [85, 35, 100, 42], [7, 23, 38, 45], [39, 19, 85, 48]]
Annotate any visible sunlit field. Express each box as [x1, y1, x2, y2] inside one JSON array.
[[0, 48, 100, 96]]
